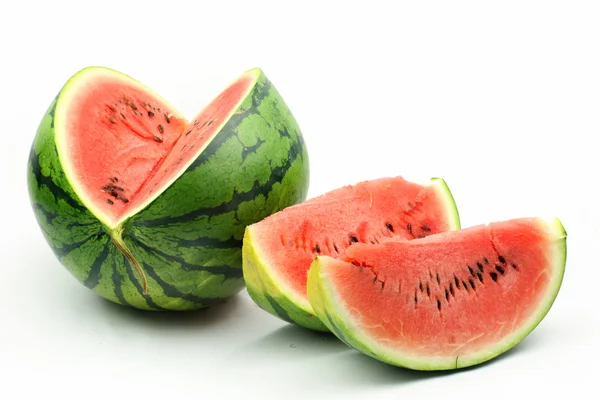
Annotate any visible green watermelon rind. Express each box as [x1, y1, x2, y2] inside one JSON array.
[[243, 226, 329, 331], [242, 178, 461, 332], [306, 217, 567, 370], [27, 66, 310, 311], [430, 177, 461, 232]]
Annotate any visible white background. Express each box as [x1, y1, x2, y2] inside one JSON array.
[[1, 1, 598, 398]]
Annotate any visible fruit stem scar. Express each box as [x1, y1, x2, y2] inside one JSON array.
[[111, 224, 148, 294]]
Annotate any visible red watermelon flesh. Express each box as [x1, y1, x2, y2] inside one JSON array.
[[58, 68, 255, 228], [307, 217, 567, 369], [242, 176, 460, 331]]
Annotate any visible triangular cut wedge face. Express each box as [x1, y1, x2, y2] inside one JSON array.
[[243, 176, 461, 331], [55, 66, 259, 228], [307, 217, 567, 370]]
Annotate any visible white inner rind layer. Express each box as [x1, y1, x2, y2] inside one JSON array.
[[313, 216, 567, 370], [249, 177, 460, 317], [55, 66, 260, 229]]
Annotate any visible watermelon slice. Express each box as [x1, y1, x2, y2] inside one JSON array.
[[242, 176, 461, 331], [307, 217, 567, 370]]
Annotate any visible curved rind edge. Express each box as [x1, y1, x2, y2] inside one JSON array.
[[307, 218, 568, 370], [242, 226, 329, 331], [307, 257, 376, 355], [430, 177, 461, 231], [456, 216, 567, 368]]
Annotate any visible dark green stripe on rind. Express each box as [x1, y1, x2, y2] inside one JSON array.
[[128, 235, 242, 278], [324, 312, 355, 349], [124, 235, 245, 310], [123, 258, 168, 311], [143, 262, 227, 307], [83, 240, 110, 289], [111, 254, 130, 307], [242, 237, 328, 331], [132, 139, 304, 228], [265, 294, 294, 324], [27, 68, 309, 311]]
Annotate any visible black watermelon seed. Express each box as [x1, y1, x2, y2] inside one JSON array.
[[468, 266, 475, 277], [477, 272, 483, 282], [422, 225, 431, 232], [462, 281, 469, 291], [148, 111, 155, 117], [110, 191, 118, 198], [449, 283, 455, 296], [469, 279, 476, 290], [208, 120, 213, 126], [484, 257, 489, 264], [153, 136, 163, 143], [490, 272, 498, 282], [436, 274, 441, 284], [498, 255, 506, 264], [315, 244, 320, 254], [414, 295, 418, 305], [496, 265, 505, 275], [386, 223, 394, 232], [106, 199, 114, 205], [349, 235, 358, 243], [158, 125, 164, 134], [128, 102, 137, 110], [164, 113, 171, 123], [512, 264, 518, 270], [437, 299, 441, 310], [454, 275, 460, 288], [419, 281, 423, 292], [120, 113, 126, 119], [108, 118, 116, 124], [477, 262, 484, 272], [185, 130, 192, 136], [445, 290, 449, 302], [333, 244, 339, 253], [118, 196, 129, 203], [426, 284, 431, 296]]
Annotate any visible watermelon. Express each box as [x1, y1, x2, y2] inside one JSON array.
[[307, 217, 567, 370], [27, 66, 309, 311], [242, 176, 461, 331]]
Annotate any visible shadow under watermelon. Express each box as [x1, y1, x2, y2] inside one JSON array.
[[93, 293, 244, 330], [232, 321, 549, 387], [319, 329, 549, 386], [232, 323, 351, 363]]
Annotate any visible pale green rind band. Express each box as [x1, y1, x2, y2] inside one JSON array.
[[430, 177, 461, 231], [242, 227, 329, 331]]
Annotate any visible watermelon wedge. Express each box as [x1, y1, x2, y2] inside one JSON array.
[[242, 176, 460, 331], [28, 66, 309, 310], [307, 217, 567, 370]]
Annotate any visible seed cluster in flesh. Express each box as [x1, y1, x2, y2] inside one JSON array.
[[279, 219, 434, 259]]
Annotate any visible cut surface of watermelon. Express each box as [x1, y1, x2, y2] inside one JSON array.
[[242, 176, 461, 331], [307, 217, 567, 370], [56, 67, 257, 228]]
